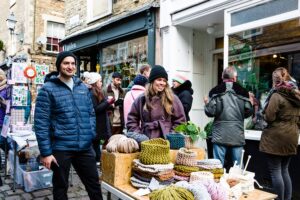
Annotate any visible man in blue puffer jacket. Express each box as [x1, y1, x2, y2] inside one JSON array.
[[34, 51, 102, 200]]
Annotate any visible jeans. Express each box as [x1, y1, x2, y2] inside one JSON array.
[[213, 144, 243, 166], [51, 148, 103, 200], [266, 154, 292, 200]]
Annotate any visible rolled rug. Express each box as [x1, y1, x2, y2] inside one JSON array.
[[133, 159, 174, 173], [140, 138, 171, 165], [190, 171, 214, 182], [174, 165, 199, 173], [126, 131, 150, 144], [130, 176, 150, 189], [176, 148, 197, 166], [197, 159, 222, 166]]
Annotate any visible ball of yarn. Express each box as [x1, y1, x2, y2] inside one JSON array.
[[176, 148, 197, 166], [126, 131, 150, 144], [106, 139, 119, 153], [166, 133, 185, 149], [175, 181, 211, 200], [117, 138, 139, 153], [108, 134, 127, 143], [174, 165, 199, 173], [190, 171, 214, 182], [140, 138, 171, 165], [149, 185, 194, 200], [196, 179, 228, 200]]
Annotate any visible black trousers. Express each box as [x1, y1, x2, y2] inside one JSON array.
[[51, 148, 103, 200]]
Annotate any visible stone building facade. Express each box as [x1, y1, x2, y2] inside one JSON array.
[[0, 0, 65, 71], [62, 0, 160, 88]]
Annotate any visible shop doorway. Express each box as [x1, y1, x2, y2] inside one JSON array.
[[213, 53, 224, 85]]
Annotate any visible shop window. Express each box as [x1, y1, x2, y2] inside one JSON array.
[[231, 0, 298, 27], [87, 0, 112, 22], [102, 36, 148, 88], [46, 21, 65, 53], [228, 18, 300, 130]]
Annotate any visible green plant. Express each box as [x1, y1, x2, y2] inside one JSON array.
[[175, 121, 204, 142], [0, 40, 4, 51], [202, 120, 213, 139]]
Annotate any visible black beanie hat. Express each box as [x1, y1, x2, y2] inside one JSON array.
[[133, 74, 148, 86], [148, 65, 168, 83], [55, 51, 77, 71], [112, 72, 123, 79]]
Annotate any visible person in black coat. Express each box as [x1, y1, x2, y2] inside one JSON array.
[[86, 72, 115, 163], [172, 74, 193, 121]]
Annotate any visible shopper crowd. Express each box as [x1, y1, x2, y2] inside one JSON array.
[[27, 51, 300, 200]]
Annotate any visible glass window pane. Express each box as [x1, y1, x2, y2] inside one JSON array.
[[231, 0, 298, 26], [228, 18, 300, 130], [102, 36, 148, 88]]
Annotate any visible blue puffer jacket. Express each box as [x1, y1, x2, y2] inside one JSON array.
[[34, 72, 96, 157]]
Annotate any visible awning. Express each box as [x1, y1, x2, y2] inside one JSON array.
[[60, 2, 159, 45]]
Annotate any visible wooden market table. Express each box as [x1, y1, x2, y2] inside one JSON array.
[[101, 181, 277, 200], [101, 149, 277, 200]]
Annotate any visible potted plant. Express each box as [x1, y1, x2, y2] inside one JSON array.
[[202, 120, 213, 158], [175, 121, 206, 148]]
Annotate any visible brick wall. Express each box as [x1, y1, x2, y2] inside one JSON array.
[[65, 0, 158, 36]]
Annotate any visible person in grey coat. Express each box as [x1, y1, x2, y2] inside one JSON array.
[[204, 66, 253, 166]]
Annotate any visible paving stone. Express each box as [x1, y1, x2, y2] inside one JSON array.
[[4, 195, 20, 200], [6, 189, 23, 195], [67, 193, 77, 198], [45, 195, 53, 200], [0, 185, 11, 191], [34, 198, 46, 200], [4, 179, 13, 184], [32, 190, 52, 198], [0, 193, 4, 198], [21, 193, 33, 200], [76, 190, 88, 196]]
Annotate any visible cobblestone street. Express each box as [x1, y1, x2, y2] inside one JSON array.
[[0, 150, 98, 200], [0, 167, 91, 200]]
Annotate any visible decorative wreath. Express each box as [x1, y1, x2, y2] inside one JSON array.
[[24, 65, 37, 79]]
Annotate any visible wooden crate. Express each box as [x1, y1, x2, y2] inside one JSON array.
[[101, 148, 205, 187]]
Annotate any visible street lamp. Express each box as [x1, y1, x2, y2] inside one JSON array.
[[6, 12, 17, 34]]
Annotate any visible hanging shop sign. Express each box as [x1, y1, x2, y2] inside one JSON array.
[[24, 65, 37, 80]]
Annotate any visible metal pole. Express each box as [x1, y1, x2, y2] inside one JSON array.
[[13, 141, 16, 192]]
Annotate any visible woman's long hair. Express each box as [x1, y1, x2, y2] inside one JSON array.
[[91, 81, 104, 103], [144, 82, 174, 115], [272, 67, 293, 87]]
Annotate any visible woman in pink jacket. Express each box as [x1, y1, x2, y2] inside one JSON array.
[[123, 74, 148, 124]]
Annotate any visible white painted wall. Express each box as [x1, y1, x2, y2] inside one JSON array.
[[160, 0, 222, 129], [161, 24, 216, 129]]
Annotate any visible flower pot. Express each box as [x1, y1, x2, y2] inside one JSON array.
[[184, 136, 208, 157], [184, 135, 193, 149]]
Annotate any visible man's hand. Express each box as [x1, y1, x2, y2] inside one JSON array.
[[203, 95, 209, 105], [41, 155, 59, 170]]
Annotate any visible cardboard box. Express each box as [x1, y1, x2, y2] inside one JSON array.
[[101, 151, 139, 187]]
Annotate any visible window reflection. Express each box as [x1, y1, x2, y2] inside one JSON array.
[[228, 18, 300, 130]]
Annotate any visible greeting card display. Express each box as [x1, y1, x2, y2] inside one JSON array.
[[12, 86, 28, 106], [11, 62, 27, 83], [35, 65, 49, 84]]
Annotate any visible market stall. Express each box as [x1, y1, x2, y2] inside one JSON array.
[[0, 62, 53, 192], [100, 136, 277, 200]]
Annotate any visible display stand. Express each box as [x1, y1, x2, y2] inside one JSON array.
[[101, 149, 277, 200]]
